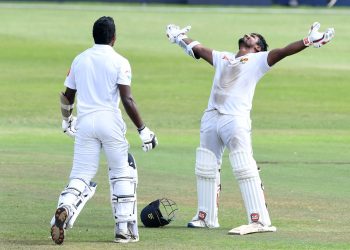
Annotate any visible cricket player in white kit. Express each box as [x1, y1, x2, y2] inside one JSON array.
[[50, 16, 158, 244], [166, 22, 334, 235]]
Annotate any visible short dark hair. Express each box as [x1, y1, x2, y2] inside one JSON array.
[[93, 16, 115, 45], [252, 33, 268, 52]]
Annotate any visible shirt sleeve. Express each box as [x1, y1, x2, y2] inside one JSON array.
[[257, 51, 271, 74], [212, 50, 221, 68], [64, 61, 76, 90], [117, 59, 132, 86]]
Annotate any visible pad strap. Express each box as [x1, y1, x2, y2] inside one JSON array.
[[112, 195, 137, 203]]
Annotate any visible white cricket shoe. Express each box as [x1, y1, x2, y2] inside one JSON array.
[[114, 230, 139, 243], [187, 219, 220, 228], [187, 219, 208, 228], [228, 222, 277, 235]]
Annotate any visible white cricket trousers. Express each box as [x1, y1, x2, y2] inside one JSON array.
[[199, 109, 253, 160], [69, 111, 129, 182], [199, 109, 272, 226]]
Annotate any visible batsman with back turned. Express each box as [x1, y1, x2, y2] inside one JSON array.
[[50, 16, 158, 244], [166, 22, 334, 235]]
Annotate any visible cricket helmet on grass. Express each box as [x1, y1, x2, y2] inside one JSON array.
[[140, 198, 178, 227]]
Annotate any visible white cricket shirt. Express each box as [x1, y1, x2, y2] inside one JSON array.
[[64, 44, 131, 118], [207, 50, 270, 117]]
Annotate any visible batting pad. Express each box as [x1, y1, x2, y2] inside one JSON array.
[[194, 147, 220, 228], [51, 178, 97, 229], [110, 165, 138, 232], [67, 181, 97, 228], [229, 151, 271, 226]]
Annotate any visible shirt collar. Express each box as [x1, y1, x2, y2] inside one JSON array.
[[93, 44, 114, 50]]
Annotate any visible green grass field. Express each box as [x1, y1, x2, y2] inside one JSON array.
[[0, 2, 349, 249]]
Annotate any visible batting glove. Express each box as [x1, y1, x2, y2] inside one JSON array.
[[62, 115, 77, 138], [138, 126, 158, 152], [303, 22, 335, 48], [166, 24, 191, 44]]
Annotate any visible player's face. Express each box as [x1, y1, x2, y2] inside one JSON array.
[[238, 33, 261, 51]]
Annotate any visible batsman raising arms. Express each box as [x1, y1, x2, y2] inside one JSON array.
[[166, 22, 334, 235]]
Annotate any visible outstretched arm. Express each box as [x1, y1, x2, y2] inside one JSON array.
[[268, 22, 335, 67], [183, 38, 213, 65], [267, 40, 306, 66], [166, 24, 214, 65]]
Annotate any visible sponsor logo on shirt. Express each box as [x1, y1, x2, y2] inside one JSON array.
[[222, 55, 249, 64], [240, 58, 249, 64]]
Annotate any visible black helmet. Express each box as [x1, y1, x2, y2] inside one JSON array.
[[140, 198, 178, 227]]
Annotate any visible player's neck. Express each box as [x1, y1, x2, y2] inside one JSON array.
[[236, 47, 256, 58]]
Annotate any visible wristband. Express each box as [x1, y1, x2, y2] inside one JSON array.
[[303, 37, 312, 46], [137, 125, 146, 133]]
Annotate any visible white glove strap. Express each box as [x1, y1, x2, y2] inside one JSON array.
[[177, 39, 201, 60]]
